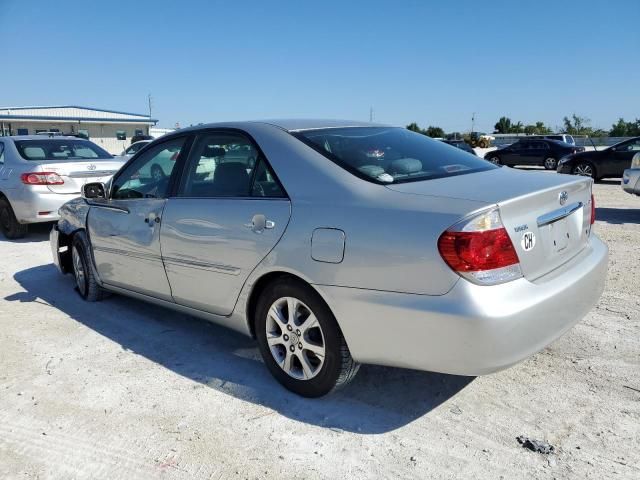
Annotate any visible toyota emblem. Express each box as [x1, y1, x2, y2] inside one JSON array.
[[559, 191, 568, 205]]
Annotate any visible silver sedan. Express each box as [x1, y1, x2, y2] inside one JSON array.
[[622, 153, 640, 196], [0, 136, 125, 238], [50, 120, 608, 397]]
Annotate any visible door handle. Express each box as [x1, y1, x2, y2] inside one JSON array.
[[244, 214, 275, 233]]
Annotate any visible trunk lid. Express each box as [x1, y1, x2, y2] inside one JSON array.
[[387, 168, 593, 280], [34, 158, 126, 194]]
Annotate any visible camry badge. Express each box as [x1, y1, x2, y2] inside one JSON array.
[[87, 164, 96, 171], [559, 191, 568, 206]]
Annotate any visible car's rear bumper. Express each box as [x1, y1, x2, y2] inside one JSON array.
[[318, 235, 608, 375], [10, 188, 78, 224], [622, 169, 640, 195]]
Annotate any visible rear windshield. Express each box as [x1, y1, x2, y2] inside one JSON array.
[[294, 127, 495, 183], [14, 139, 112, 161]]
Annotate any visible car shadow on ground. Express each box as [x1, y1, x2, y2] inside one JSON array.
[[7, 264, 474, 434], [0, 222, 53, 244], [596, 207, 640, 225]]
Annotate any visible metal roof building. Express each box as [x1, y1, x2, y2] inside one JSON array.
[[0, 105, 158, 154]]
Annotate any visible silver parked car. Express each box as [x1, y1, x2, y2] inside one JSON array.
[[0, 136, 126, 238], [622, 153, 640, 196], [50, 120, 608, 397]]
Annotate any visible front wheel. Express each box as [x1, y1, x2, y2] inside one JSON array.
[[488, 156, 501, 165], [255, 278, 359, 397], [72, 234, 105, 302], [543, 157, 557, 170], [572, 162, 595, 178], [0, 198, 28, 239]]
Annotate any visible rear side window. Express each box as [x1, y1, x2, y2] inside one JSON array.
[[179, 132, 285, 198], [294, 127, 495, 184], [14, 139, 112, 160]]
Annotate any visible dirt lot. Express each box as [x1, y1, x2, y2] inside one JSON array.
[[0, 175, 638, 479]]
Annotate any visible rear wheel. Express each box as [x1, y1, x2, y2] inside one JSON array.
[[544, 157, 558, 170], [0, 198, 28, 239], [573, 162, 595, 178], [255, 278, 359, 397], [488, 156, 501, 165], [72, 234, 105, 301]]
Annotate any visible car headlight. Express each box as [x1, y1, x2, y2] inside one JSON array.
[[632, 152, 640, 169]]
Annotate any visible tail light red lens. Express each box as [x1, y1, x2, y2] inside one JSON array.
[[438, 208, 522, 285], [20, 172, 64, 185], [590, 194, 595, 224], [438, 228, 520, 272]]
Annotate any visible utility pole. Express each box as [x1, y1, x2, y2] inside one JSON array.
[[471, 112, 476, 134], [148, 94, 153, 119], [369, 107, 374, 122]]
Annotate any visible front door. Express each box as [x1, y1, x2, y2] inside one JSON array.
[[160, 131, 291, 316], [87, 136, 189, 300], [610, 138, 640, 176]]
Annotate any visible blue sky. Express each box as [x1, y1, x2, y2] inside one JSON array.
[[1, 0, 638, 132]]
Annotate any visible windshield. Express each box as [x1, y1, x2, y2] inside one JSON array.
[[15, 139, 112, 161], [294, 127, 495, 183]]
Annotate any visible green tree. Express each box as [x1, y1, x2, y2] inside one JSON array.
[[494, 116, 512, 134], [563, 114, 592, 135], [425, 126, 445, 138], [610, 118, 640, 137], [406, 122, 422, 133]]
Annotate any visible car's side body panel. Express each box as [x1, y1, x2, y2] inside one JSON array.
[[160, 197, 292, 316]]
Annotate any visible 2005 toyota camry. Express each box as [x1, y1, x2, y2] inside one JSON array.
[[50, 120, 608, 397]]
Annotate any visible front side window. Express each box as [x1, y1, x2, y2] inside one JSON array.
[[618, 139, 640, 152], [14, 139, 112, 161], [111, 137, 186, 200], [17, 128, 28, 135], [294, 127, 495, 184], [179, 132, 284, 198]]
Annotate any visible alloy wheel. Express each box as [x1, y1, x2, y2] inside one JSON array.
[[265, 296, 326, 380], [489, 156, 500, 165], [544, 157, 557, 170], [72, 246, 87, 296], [574, 164, 594, 177]]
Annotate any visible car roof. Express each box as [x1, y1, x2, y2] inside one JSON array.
[[2, 135, 82, 141], [176, 119, 391, 134]]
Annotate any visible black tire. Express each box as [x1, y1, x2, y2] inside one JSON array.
[[0, 197, 28, 239], [71, 233, 105, 302], [150, 164, 165, 182], [543, 157, 558, 170], [255, 278, 359, 397], [572, 162, 596, 179], [488, 156, 501, 165]]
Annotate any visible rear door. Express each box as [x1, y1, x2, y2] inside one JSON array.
[[526, 141, 548, 165], [87, 136, 190, 300], [160, 130, 291, 316]]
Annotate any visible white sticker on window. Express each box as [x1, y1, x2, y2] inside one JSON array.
[[521, 232, 536, 251]]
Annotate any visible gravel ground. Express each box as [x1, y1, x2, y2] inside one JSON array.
[[0, 175, 638, 479]]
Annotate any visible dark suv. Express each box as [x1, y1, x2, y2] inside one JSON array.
[[484, 139, 582, 170]]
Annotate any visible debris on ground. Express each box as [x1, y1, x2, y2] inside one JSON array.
[[516, 436, 556, 455]]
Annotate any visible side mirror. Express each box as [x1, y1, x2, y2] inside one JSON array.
[[82, 182, 106, 199]]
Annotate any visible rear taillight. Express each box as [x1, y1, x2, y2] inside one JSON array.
[[590, 194, 595, 225], [438, 208, 522, 285], [20, 172, 64, 185]]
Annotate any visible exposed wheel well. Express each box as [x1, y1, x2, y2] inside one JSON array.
[[246, 271, 315, 338]]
